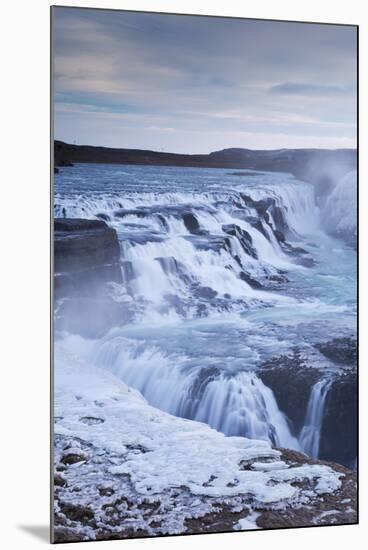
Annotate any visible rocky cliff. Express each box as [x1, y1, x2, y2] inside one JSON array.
[[54, 218, 134, 338]]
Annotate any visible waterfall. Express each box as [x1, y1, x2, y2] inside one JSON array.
[[55, 164, 349, 462], [299, 379, 332, 458], [90, 335, 300, 451], [54, 172, 318, 313], [190, 372, 300, 450]]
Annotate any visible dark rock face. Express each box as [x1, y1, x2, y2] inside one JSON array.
[[182, 212, 200, 233], [54, 218, 130, 338], [222, 224, 258, 259], [243, 216, 270, 241], [233, 194, 278, 245], [234, 193, 317, 267], [259, 352, 321, 434], [54, 219, 122, 297], [61, 452, 87, 466], [239, 271, 263, 289], [315, 337, 357, 466], [259, 347, 357, 468], [240, 193, 274, 216], [316, 338, 357, 365], [241, 193, 289, 234], [274, 229, 286, 243], [54, 473, 66, 487], [59, 502, 94, 523], [320, 371, 357, 467], [54, 219, 120, 273], [195, 286, 218, 300], [270, 204, 289, 233], [96, 213, 111, 222]]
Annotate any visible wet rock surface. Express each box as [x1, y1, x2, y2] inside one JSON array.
[[233, 193, 316, 266], [315, 338, 357, 466], [316, 338, 357, 365], [182, 212, 200, 233], [258, 344, 357, 468], [54, 219, 120, 269], [222, 223, 258, 259], [54, 218, 134, 337], [320, 371, 357, 467], [259, 352, 321, 434], [54, 218, 122, 296]]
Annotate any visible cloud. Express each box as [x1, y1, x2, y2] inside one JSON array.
[[269, 82, 354, 97], [52, 7, 357, 152]]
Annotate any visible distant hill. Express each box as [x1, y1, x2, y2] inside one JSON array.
[[54, 140, 357, 184]]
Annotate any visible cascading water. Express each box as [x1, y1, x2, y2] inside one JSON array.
[[183, 372, 300, 449], [89, 335, 299, 450], [299, 379, 332, 458], [55, 163, 356, 461]]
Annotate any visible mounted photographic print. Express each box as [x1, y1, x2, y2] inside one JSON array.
[[51, 6, 358, 543]]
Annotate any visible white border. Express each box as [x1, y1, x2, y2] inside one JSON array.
[[1, 1, 366, 548]]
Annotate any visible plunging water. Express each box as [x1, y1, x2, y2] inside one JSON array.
[[54, 164, 357, 458], [299, 379, 332, 458]]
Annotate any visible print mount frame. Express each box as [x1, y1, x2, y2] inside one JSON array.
[[51, 5, 358, 543]]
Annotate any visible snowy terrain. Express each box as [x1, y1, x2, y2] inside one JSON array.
[[53, 343, 356, 541]]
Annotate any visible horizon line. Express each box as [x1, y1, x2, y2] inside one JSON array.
[[54, 139, 357, 156]]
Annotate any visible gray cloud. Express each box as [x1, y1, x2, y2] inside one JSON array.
[[269, 82, 355, 97], [52, 7, 357, 152]]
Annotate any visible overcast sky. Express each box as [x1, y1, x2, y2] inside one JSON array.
[[53, 7, 357, 153]]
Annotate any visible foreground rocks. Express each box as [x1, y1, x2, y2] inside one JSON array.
[[257, 448, 357, 529], [53, 435, 356, 542]]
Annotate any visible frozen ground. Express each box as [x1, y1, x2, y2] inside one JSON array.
[[53, 344, 356, 542]]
